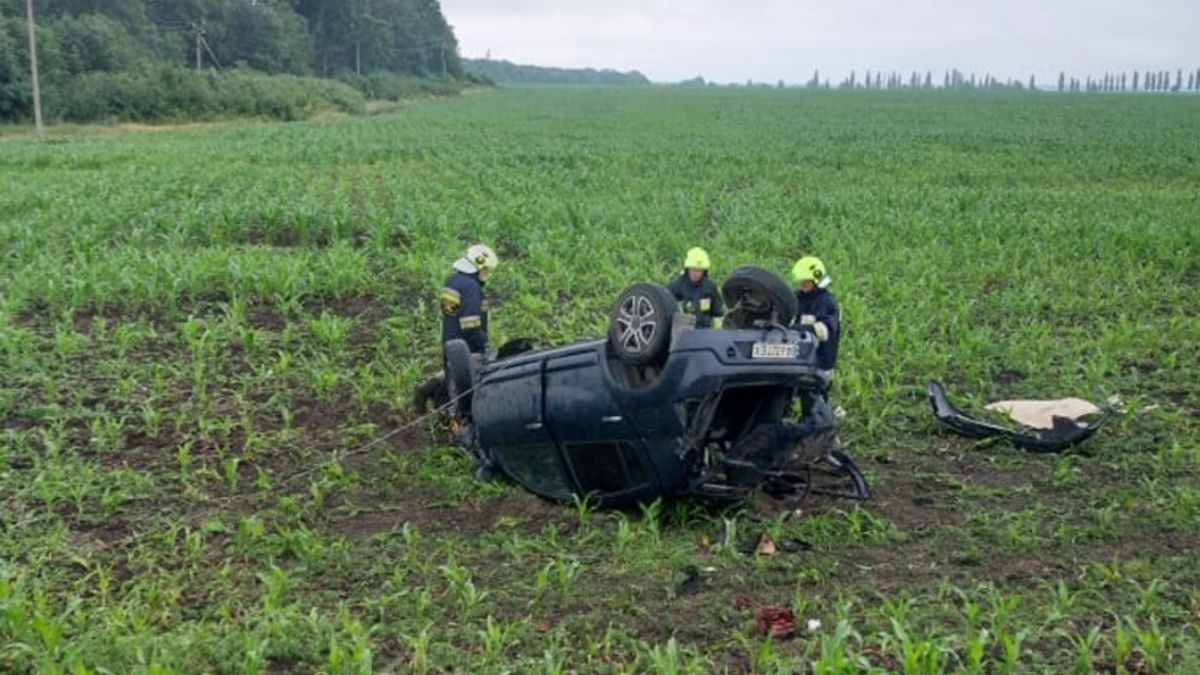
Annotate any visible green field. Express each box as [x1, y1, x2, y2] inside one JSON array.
[[2, 87, 1198, 673]]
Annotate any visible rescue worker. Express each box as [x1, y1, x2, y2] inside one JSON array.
[[439, 244, 500, 481], [791, 255, 841, 422], [441, 244, 498, 356], [791, 255, 839, 382], [667, 247, 724, 328]]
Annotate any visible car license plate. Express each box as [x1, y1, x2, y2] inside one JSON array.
[[751, 342, 799, 359]]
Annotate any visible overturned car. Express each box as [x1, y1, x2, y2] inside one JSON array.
[[442, 267, 868, 507]]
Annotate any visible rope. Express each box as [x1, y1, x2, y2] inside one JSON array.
[[279, 384, 475, 486]]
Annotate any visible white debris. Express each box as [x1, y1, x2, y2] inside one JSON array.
[[807, 619, 822, 633], [834, 406, 847, 420], [984, 398, 1101, 429]]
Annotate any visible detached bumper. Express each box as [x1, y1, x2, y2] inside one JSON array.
[[927, 381, 1109, 453]]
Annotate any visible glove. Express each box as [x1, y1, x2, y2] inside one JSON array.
[[799, 315, 829, 341]]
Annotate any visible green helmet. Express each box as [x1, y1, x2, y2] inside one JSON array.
[[683, 247, 711, 271], [791, 256, 829, 286]]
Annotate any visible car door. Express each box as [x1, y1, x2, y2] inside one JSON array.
[[541, 347, 655, 499], [473, 358, 572, 501]]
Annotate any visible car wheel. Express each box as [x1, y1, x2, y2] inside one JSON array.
[[609, 283, 676, 365], [720, 266, 799, 328], [443, 339, 475, 411]]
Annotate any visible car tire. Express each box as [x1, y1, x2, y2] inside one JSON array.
[[720, 266, 798, 328], [443, 339, 475, 409], [609, 283, 676, 365]]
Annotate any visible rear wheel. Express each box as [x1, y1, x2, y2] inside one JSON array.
[[609, 283, 676, 366], [443, 339, 475, 415], [721, 266, 798, 328]]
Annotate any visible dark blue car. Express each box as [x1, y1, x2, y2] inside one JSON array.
[[443, 267, 868, 506]]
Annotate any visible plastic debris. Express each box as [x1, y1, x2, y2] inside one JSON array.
[[984, 398, 1101, 429]]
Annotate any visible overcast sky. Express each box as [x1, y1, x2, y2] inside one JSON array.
[[440, 0, 1199, 84]]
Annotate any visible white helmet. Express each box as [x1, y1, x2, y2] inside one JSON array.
[[453, 244, 499, 274]]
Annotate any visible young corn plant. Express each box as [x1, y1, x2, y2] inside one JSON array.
[[439, 559, 488, 614]]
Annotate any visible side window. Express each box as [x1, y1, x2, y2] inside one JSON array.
[[563, 442, 648, 495], [498, 445, 571, 500]]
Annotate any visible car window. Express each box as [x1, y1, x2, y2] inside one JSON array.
[[498, 445, 572, 499], [563, 442, 648, 495]]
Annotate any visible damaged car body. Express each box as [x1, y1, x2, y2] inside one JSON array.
[[443, 267, 869, 507]]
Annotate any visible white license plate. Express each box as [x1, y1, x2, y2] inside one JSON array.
[[751, 342, 799, 359]]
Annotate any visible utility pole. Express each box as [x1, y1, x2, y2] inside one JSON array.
[[193, 19, 205, 71], [25, 0, 44, 140]]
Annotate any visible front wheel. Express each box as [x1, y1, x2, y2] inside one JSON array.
[[608, 283, 676, 366]]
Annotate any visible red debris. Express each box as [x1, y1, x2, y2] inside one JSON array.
[[755, 605, 797, 639]]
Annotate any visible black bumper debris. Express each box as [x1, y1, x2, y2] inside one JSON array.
[[927, 381, 1109, 453]]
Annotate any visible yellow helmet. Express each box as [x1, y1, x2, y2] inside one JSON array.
[[454, 244, 499, 275], [791, 256, 829, 286], [683, 247, 711, 271], [467, 244, 498, 272]]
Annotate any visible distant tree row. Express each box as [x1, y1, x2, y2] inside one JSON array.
[[462, 58, 649, 86], [796, 69, 1035, 91], [709, 68, 1200, 93], [1057, 69, 1200, 93], [0, 0, 467, 122]]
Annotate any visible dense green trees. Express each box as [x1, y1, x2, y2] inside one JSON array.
[[0, 0, 464, 122]]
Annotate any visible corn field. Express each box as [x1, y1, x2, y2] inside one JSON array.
[[1, 87, 1198, 673]]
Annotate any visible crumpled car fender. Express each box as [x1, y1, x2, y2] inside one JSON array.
[[927, 381, 1109, 453]]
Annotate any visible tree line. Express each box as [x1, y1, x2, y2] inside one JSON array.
[[462, 58, 649, 86], [1056, 70, 1200, 93], [705, 68, 1200, 93], [0, 0, 469, 123]]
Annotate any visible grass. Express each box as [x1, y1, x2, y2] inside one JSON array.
[[1, 86, 1199, 673]]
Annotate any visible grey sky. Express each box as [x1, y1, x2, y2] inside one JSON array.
[[440, 0, 1199, 84]]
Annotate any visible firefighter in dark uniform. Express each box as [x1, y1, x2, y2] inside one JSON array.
[[791, 255, 840, 417], [441, 244, 498, 356], [439, 244, 501, 480], [667, 247, 725, 328]]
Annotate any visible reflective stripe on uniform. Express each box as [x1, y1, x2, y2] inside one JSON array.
[[460, 315, 482, 329], [441, 287, 463, 316]]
